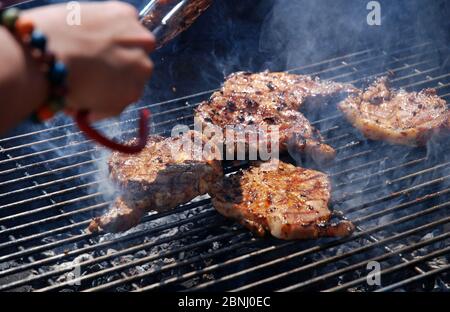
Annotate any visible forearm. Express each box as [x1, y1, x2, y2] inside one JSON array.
[[0, 27, 47, 134]]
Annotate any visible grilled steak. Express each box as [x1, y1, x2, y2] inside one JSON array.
[[89, 131, 222, 233], [195, 71, 355, 165], [210, 161, 355, 240], [196, 91, 336, 164], [338, 76, 450, 146]]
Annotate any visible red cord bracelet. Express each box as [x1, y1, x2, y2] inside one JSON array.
[[75, 109, 150, 154]]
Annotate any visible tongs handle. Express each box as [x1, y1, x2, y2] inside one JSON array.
[[75, 109, 150, 154], [139, 0, 213, 48]]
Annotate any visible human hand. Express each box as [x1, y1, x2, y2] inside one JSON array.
[[23, 1, 155, 120]]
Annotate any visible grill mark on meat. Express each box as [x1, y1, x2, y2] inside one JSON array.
[[210, 161, 355, 240], [276, 102, 288, 111], [339, 76, 450, 146], [266, 82, 275, 91], [226, 101, 237, 112], [263, 116, 278, 125], [245, 98, 259, 110], [88, 131, 222, 233]]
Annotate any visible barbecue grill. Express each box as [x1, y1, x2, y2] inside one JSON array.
[[0, 0, 449, 292]]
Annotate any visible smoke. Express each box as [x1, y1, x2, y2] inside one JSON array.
[[258, 0, 448, 72], [16, 105, 147, 219], [259, 0, 367, 69]]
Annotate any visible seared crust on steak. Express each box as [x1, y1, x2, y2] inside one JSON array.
[[89, 131, 222, 233], [194, 71, 354, 165], [338, 76, 450, 146], [196, 91, 336, 164], [209, 161, 355, 240], [89, 197, 147, 233]]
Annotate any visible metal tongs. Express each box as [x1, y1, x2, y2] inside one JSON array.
[[75, 0, 213, 154]]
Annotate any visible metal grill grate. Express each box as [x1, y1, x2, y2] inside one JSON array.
[[0, 39, 449, 292]]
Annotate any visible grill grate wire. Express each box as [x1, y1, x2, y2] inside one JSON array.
[[0, 38, 449, 292]]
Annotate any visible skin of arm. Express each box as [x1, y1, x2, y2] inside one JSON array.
[[0, 27, 48, 133]]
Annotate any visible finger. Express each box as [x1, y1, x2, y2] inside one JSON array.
[[106, 1, 138, 19], [136, 51, 154, 80], [116, 25, 156, 54], [120, 47, 154, 82]]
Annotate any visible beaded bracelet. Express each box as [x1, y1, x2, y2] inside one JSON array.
[[0, 6, 68, 123]]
